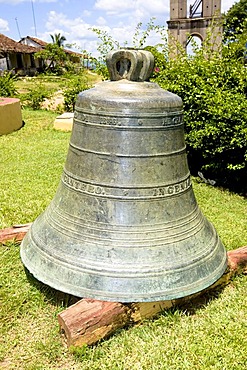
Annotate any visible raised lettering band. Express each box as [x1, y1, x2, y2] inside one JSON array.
[[74, 110, 184, 128], [62, 171, 191, 200]]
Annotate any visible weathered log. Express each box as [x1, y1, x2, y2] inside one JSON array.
[[58, 299, 130, 347], [0, 223, 31, 244], [1, 224, 245, 347], [228, 246, 247, 271], [58, 246, 247, 347]]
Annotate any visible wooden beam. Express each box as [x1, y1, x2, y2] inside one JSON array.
[[58, 299, 130, 347], [0, 223, 245, 347], [0, 223, 31, 244], [58, 246, 247, 348]]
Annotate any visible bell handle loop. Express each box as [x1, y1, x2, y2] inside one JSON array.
[[106, 49, 154, 82]]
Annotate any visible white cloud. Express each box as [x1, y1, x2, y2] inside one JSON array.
[[94, 0, 135, 13], [45, 11, 91, 35], [93, 0, 170, 47], [139, 0, 169, 14], [96, 16, 107, 26], [82, 10, 92, 17], [221, 0, 236, 12], [0, 18, 9, 32], [36, 1, 236, 58], [95, 0, 169, 18], [39, 6, 169, 57], [40, 11, 99, 54], [95, 0, 236, 19]]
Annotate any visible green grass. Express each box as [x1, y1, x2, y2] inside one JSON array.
[[15, 76, 60, 95], [14, 71, 101, 95], [0, 109, 246, 369], [192, 179, 247, 250], [0, 109, 70, 228]]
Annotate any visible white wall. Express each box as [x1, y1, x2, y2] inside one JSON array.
[[0, 57, 7, 70]]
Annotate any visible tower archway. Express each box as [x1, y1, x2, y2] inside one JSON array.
[[167, 0, 222, 57], [186, 32, 203, 55]]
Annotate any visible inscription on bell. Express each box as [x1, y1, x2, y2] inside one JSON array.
[[153, 177, 191, 196], [62, 173, 106, 195], [74, 111, 183, 128], [76, 112, 121, 126], [62, 172, 191, 199], [162, 115, 183, 126]]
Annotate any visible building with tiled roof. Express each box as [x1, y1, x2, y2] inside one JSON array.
[[20, 36, 47, 48], [0, 33, 42, 75], [0, 33, 87, 75], [19, 36, 85, 63]]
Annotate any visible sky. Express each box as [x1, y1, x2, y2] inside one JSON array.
[[0, 0, 237, 57]]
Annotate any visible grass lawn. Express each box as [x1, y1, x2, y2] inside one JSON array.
[[14, 71, 101, 95], [0, 109, 246, 369]]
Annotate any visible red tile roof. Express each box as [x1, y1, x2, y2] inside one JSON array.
[[0, 33, 86, 58], [21, 36, 47, 47], [22, 36, 84, 57], [0, 33, 39, 53]]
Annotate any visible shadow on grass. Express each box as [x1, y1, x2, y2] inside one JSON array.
[[24, 263, 227, 317], [24, 266, 81, 308], [172, 286, 227, 316]]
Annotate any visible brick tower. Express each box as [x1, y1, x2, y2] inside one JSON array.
[[167, 0, 222, 56]]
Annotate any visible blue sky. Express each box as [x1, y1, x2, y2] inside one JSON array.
[[0, 0, 236, 57]]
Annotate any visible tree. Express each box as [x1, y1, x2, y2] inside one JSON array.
[[223, 0, 247, 41], [50, 33, 67, 47], [34, 43, 68, 73]]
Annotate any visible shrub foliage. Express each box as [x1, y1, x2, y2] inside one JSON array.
[[153, 42, 247, 192], [21, 82, 52, 110], [93, 18, 247, 193], [0, 72, 17, 97], [63, 72, 91, 112]]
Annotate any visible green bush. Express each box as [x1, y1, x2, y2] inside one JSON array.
[[153, 38, 247, 193], [86, 21, 247, 193], [63, 73, 91, 112], [34, 43, 68, 75], [0, 72, 17, 97], [92, 22, 247, 192], [21, 83, 52, 110]]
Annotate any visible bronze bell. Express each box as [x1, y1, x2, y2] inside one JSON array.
[[20, 49, 227, 302]]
